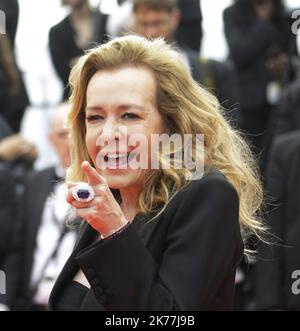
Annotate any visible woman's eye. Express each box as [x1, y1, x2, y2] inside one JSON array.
[[122, 113, 139, 120], [86, 114, 104, 122]]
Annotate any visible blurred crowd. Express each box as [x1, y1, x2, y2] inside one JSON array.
[[1, 0, 300, 311]]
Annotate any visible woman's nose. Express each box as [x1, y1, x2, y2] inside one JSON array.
[[97, 120, 121, 147], [103, 118, 120, 135]]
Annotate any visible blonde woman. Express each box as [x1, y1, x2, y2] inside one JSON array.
[[49, 35, 263, 311]]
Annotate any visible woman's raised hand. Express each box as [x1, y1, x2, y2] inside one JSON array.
[[66, 161, 128, 237]]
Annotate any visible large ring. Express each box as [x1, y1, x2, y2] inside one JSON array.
[[71, 182, 95, 202]]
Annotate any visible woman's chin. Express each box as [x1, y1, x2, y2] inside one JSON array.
[[99, 168, 144, 190], [104, 173, 133, 190]]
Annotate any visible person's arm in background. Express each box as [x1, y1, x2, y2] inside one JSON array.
[[0, 34, 21, 97], [0, 134, 37, 164]]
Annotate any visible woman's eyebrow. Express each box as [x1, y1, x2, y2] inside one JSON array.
[[118, 104, 145, 111], [85, 106, 103, 112], [85, 104, 145, 112]]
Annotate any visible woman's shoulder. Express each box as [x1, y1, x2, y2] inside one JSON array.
[[49, 15, 72, 37], [159, 170, 240, 242], [164, 169, 239, 218], [179, 169, 238, 199]]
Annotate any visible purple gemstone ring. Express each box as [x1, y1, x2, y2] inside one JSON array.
[[71, 182, 95, 202]]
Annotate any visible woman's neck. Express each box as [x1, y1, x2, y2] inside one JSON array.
[[119, 186, 141, 221]]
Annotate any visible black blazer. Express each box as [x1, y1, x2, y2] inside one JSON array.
[[256, 130, 300, 310], [0, 166, 19, 268], [49, 170, 243, 311], [0, 166, 21, 308]]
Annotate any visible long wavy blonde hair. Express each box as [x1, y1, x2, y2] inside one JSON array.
[[66, 35, 264, 253]]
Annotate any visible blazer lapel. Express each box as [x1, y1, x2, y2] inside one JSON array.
[[48, 222, 96, 309], [49, 212, 162, 310]]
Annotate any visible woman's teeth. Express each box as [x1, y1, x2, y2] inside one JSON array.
[[102, 151, 138, 168], [105, 153, 130, 167]]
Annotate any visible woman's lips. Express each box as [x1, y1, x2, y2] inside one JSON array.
[[101, 151, 138, 169]]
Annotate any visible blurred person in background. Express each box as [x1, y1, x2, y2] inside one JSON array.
[[2, 103, 78, 310], [0, 115, 37, 166], [176, 0, 202, 53], [107, 0, 202, 52], [132, 0, 240, 125], [0, 0, 29, 132], [49, 0, 108, 101], [224, 0, 298, 166], [0, 165, 21, 311], [224, 0, 299, 310], [0, 114, 37, 192], [255, 35, 300, 311], [256, 129, 300, 310]]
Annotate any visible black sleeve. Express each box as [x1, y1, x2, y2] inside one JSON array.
[[75, 177, 241, 311], [0, 115, 13, 139], [0, 168, 17, 258], [255, 138, 286, 310], [48, 26, 71, 89], [0, 168, 23, 309], [223, 8, 276, 69]]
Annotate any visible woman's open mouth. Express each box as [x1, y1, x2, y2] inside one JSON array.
[[103, 151, 138, 169]]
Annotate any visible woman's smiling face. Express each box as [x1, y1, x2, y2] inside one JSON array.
[[85, 66, 165, 190]]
